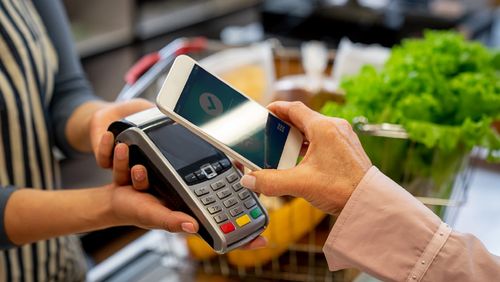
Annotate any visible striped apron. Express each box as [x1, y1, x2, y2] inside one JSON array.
[[0, 0, 87, 281]]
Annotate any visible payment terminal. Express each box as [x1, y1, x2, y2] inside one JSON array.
[[108, 108, 268, 253]]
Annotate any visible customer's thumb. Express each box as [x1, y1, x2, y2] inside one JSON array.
[[240, 169, 296, 197]]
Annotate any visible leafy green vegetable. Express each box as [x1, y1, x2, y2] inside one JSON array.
[[322, 31, 500, 156]]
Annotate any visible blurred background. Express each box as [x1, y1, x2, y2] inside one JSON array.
[[59, 0, 500, 281]]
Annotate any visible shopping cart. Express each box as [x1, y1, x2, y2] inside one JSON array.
[[352, 120, 473, 224], [111, 37, 472, 282]]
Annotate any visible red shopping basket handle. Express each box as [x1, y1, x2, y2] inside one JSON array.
[[174, 37, 207, 56], [124, 52, 161, 85], [124, 37, 207, 85]]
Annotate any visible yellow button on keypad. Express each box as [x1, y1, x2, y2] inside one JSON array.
[[235, 214, 251, 227]]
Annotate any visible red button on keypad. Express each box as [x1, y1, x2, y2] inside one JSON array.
[[220, 222, 235, 234]]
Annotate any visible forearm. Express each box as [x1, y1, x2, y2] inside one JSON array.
[[4, 186, 118, 245], [323, 167, 500, 281], [38, 0, 102, 156], [426, 231, 500, 281], [66, 100, 109, 153]]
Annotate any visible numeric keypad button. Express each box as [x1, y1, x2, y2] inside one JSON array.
[[232, 182, 243, 192], [201, 196, 216, 205], [216, 189, 231, 199], [238, 190, 250, 200], [229, 206, 244, 217], [226, 173, 239, 183], [194, 187, 209, 196], [214, 214, 228, 223], [244, 199, 257, 209], [207, 205, 222, 214], [210, 180, 225, 191], [223, 197, 238, 208]]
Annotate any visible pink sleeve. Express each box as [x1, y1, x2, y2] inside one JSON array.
[[323, 166, 500, 281]]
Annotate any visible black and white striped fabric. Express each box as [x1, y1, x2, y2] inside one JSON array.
[[0, 0, 89, 280]]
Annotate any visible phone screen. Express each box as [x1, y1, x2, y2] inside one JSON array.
[[173, 65, 291, 169]]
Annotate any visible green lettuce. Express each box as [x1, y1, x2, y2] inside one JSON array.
[[322, 31, 500, 157]]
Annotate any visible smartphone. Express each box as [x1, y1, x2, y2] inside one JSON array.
[[156, 55, 303, 170]]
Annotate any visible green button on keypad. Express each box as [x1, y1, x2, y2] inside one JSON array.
[[250, 207, 262, 219]]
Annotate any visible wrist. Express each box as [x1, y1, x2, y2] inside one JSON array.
[[335, 165, 373, 215], [90, 185, 123, 228]]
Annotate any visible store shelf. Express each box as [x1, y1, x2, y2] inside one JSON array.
[[64, 0, 262, 58], [74, 28, 133, 58], [135, 0, 262, 39], [64, 0, 134, 57]]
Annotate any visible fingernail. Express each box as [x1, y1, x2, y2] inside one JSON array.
[[240, 175, 256, 190], [181, 222, 196, 234], [116, 145, 127, 160], [134, 169, 145, 182]]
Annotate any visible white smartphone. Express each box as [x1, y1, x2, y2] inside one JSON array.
[[156, 55, 303, 171]]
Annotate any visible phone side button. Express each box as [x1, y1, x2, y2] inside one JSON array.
[[220, 222, 235, 234]]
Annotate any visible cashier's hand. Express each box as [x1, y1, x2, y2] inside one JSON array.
[[240, 101, 372, 216], [111, 142, 268, 249], [105, 181, 200, 233], [90, 98, 154, 185], [105, 143, 201, 234]]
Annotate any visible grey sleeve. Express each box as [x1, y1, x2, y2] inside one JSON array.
[[0, 186, 17, 249], [34, 0, 101, 158]]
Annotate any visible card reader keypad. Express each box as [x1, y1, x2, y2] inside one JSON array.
[[190, 165, 264, 235]]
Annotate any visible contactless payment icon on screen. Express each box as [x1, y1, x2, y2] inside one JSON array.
[[199, 92, 223, 116]]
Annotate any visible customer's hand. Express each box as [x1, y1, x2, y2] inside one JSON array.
[[240, 101, 372, 216], [90, 99, 153, 184]]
